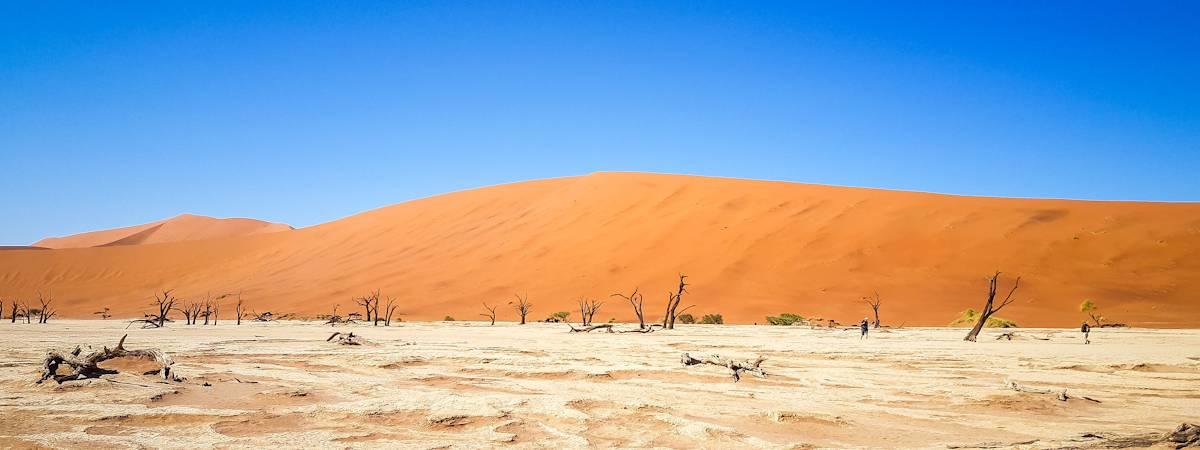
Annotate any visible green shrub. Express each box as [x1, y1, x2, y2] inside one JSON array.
[[699, 314, 724, 324], [677, 313, 696, 324], [765, 313, 805, 326], [443, 315, 455, 321], [949, 309, 1017, 328]]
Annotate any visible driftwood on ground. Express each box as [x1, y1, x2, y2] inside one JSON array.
[[1005, 379, 1101, 403], [38, 334, 178, 384], [996, 332, 1050, 341], [327, 332, 369, 345], [566, 323, 615, 333], [680, 352, 767, 382]]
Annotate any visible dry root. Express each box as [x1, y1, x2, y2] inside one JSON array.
[[38, 334, 178, 384], [566, 324, 615, 333], [681, 353, 767, 382]]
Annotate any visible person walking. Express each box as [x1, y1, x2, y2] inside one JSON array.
[[1081, 321, 1091, 344], [860, 317, 870, 339]]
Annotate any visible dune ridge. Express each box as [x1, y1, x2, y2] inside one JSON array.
[[1, 172, 1197, 326], [32, 214, 293, 249]]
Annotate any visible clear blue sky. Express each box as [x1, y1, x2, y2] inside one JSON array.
[[2, 1, 1197, 245]]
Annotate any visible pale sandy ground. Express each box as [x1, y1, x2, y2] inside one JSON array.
[[1, 321, 1197, 449]]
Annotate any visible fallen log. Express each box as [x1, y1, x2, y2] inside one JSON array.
[[680, 353, 767, 382], [327, 332, 369, 345], [38, 334, 178, 384], [995, 332, 1050, 341], [1005, 380, 1101, 403], [620, 324, 663, 334], [566, 323, 615, 333]]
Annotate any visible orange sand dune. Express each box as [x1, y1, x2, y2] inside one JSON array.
[[1, 172, 1197, 327], [32, 214, 293, 249]]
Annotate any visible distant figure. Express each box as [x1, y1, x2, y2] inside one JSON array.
[[860, 318, 870, 339], [1081, 322, 1091, 344]]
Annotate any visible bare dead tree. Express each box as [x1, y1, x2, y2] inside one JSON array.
[[36, 291, 56, 324], [567, 323, 615, 333], [863, 291, 882, 328], [384, 296, 400, 326], [480, 302, 498, 325], [20, 302, 32, 323], [0, 297, 4, 321], [511, 294, 532, 325], [612, 288, 647, 330], [353, 290, 382, 325], [38, 334, 179, 384], [234, 291, 245, 325], [661, 274, 692, 330], [575, 297, 604, 326], [149, 289, 176, 328], [964, 271, 1021, 342], [680, 353, 767, 382]]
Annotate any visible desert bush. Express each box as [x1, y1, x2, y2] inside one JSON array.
[[950, 309, 1017, 328], [765, 313, 805, 326], [677, 313, 696, 324], [443, 315, 455, 321], [699, 314, 724, 324], [551, 311, 569, 320]]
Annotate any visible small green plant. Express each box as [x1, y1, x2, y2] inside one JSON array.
[[443, 315, 455, 321], [677, 313, 696, 324], [1080, 299, 1103, 326], [950, 309, 1017, 328], [765, 313, 805, 326], [699, 314, 724, 324]]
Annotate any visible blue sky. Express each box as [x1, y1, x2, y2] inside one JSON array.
[[2, 1, 1197, 245]]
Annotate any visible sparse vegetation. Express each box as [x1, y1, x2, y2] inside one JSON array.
[[677, 313, 695, 324], [1080, 299, 1104, 326], [699, 314, 724, 324], [951, 308, 1018, 329], [443, 315, 455, 321], [765, 313, 805, 326]]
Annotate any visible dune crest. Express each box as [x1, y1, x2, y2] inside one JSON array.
[[2, 172, 1198, 326], [32, 214, 293, 249]]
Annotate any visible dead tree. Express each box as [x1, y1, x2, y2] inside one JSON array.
[[662, 274, 692, 330], [576, 297, 603, 326], [149, 290, 177, 327], [38, 334, 179, 384], [511, 294, 532, 325], [93, 307, 112, 320], [235, 292, 245, 325], [325, 305, 354, 326], [964, 271, 1021, 342], [36, 291, 56, 324], [252, 311, 275, 322], [384, 296, 400, 326], [9, 300, 19, 323], [863, 291, 882, 328], [0, 297, 4, 321], [680, 353, 767, 382], [327, 332, 369, 345], [480, 302, 498, 325], [176, 301, 205, 325], [354, 290, 382, 325], [612, 288, 648, 330]]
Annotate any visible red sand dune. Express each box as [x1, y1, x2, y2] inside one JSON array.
[[32, 214, 292, 249], [1, 172, 1197, 327]]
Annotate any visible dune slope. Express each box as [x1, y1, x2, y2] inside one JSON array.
[[33, 214, 292, 249], [1, 172, 1197, 326]]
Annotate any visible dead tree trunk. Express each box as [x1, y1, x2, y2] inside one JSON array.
[[613, 288, 647, 330], [576, 297, 603, 326], [152, 290, 176, 328], [512, 294, 532, 325], [480, 302, 498, 325], [37, 292, 56, 324], [964, 271, 1021, 342], [235, 292, 244, 325], [662, 274, 690, 330], [680, 353, 767, 382], [354, 290, 381, 325], [863, 291, 882, 328], [327, 332, 369, 345], [38, 334, 178, 384], [9, 301, 18, 323], [384, 297, 400, 326]]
